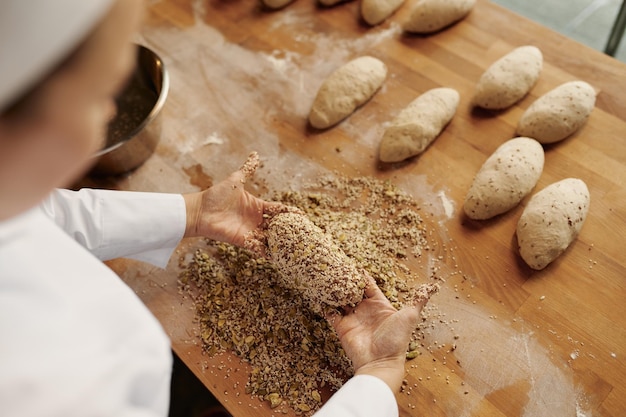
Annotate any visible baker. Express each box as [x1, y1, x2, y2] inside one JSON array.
[[0, 1, 426, 416]]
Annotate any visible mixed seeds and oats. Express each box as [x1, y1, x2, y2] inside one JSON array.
[[178, 174, 444, 415]]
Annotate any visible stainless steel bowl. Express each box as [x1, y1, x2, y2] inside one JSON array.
[[90, 44, 169, 176]]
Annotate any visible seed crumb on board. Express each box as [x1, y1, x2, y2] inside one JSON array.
[[178, 174, 445, 415]]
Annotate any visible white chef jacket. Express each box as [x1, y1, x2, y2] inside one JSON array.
[[0, 188, 398, 417]]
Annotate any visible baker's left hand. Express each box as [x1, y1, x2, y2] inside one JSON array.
[[182, 152, 284, 247]]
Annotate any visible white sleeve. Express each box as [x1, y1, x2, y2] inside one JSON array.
[[313, 375, 399, 417], [39, 188, 186, 268]]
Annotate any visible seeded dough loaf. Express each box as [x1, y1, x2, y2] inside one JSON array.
[[473, 46, 543, 110], [309, 56, 387, 129], [516, 81, 596, 144], [265, 212, 367, 314], [379, 87, 459, 162], [361, 0, 406, 25], [516, 178, 590, 270], [464, 137, 544, 220], [404, 0, 475, 34]]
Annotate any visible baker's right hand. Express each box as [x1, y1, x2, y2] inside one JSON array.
[[327, 276, 427, 392]]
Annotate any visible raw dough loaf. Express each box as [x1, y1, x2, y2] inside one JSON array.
[[262, 0, 296, 9], [309, 56, 387, 129], [266, 212, 367, 314], [516, 81, 596, 144], [379, 87, 459, 163], [362, 0, 406, 25], [464, 137, 544, 220], [473, 46, 543, 110], [404, 0, 476, 34], [516, 178, 590, 270]]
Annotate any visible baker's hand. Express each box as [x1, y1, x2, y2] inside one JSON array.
[[182, 152, 284, 247], [328, 276, 427, 393]]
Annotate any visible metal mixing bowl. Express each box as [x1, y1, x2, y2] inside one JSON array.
[[90, 44, 169, 176]]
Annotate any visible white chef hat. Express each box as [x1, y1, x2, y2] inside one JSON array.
[[0, 0, 114, 112]]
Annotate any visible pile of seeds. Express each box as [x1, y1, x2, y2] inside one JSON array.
[[178, 174, 442, 415]]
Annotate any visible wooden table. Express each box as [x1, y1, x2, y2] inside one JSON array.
[[83, 0, 626, 415]]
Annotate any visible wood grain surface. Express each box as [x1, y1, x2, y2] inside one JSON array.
[[80, 0, 626, 416]]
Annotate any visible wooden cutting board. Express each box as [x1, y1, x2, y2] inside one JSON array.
[[81, 0, 626, 415]]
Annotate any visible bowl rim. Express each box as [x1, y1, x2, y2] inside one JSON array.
[[94, 44, 169, 157]]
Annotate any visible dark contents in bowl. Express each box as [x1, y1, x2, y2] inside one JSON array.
[[105, 73, 158, 148]]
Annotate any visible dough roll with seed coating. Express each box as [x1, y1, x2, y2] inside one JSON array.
[[472, 45, 543, 110], [379, 87, 459, 163], [361, 0, 405, 25], [463, 137, 544, 220], [403, 0, 475, 34], [265, 212, 367, 314], [516, 81, 596, 144], [516, 178, 590, 270]]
